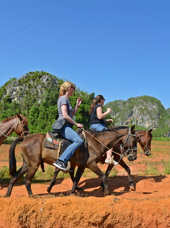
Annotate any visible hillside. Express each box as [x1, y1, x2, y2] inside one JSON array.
[[105, 96, 170, 136], [0, 71, 170, 137]]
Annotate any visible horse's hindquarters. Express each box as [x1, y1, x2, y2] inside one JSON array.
[[42, 147, 59, 165]]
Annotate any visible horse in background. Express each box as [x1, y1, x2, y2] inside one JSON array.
[[102, 129, 153, 190], [0, 113, 29, 146], [5, 126, 137, 197]]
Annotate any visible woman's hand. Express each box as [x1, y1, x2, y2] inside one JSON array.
[[76, 123, 84, 128], [76, 97, 83, 107], [106, 119, 113, 123], [106, 108, 111, 114]]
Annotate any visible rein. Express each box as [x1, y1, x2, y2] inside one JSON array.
[[82, 128, 135, 159]]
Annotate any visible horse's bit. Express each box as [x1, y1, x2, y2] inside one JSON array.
[[120, 128, 137, 157]]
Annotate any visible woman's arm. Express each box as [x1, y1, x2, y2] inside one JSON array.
[[96, 107, 111, 120], [61, 105, 83, 127], [72, 97, 83, 116]]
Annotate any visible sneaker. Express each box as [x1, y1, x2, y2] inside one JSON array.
[[53, 160, 67, 171], [105, 157, 118, 166]]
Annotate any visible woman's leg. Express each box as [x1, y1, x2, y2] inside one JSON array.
[[58, 126, 83, 164], [90, 124, 115, 164], [90, 124, 107, 131]]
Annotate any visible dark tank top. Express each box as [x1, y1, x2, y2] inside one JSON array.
[[90, 104, 105, 125]]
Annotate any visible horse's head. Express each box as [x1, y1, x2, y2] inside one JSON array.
[[14, 114, 30, 136], [136, 129, 152, 156], [120, 125, 137, 161]]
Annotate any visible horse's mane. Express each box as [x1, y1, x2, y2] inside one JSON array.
[[1, 114, 27, 123], [136, 130, 152, 136], [2, 116, 17, 123], [87, 126, 129, 137]]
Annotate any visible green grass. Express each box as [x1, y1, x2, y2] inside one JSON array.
[[153, 137, 170, 142], [163, 160, 170, 175], [144, 164, 161, 175]]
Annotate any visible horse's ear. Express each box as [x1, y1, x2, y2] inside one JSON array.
[[131, 125, 135, 133], [17, 113, 23, 121], [149, 129, 153, 133]]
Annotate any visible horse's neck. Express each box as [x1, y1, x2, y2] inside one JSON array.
[[0, 118, 16, 137], [136, 131, 145, 141], [98, 130, 128, 148]]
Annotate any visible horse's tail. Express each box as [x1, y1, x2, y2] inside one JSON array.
[[9, 137, 24, 175]]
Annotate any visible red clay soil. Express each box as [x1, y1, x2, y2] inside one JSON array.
[[0, 143, 170, 228]]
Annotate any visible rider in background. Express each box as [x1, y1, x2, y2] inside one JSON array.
[[89, 95, 115, 164], [52, 81, 83, 171]]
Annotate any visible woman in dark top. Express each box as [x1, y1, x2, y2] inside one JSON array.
[[89, 95, 115, 164], [52, 81, 84, 171]]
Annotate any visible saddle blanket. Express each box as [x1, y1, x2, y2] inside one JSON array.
[[44, 131, 62, 150]]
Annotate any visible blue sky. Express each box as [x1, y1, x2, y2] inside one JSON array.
[[0, 0, 170, 109]]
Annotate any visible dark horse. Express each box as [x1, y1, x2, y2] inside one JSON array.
[[5, 126, 137, 197], [101, 129, 153, 190], [0, 113, 29, 146], [47, 129, 153, 193]]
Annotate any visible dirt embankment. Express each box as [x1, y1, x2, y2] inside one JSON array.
[[0, 143, 170, 227], [0, 175, 170, 228]]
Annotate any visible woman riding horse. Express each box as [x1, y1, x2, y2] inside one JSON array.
[[52, 81, 84, 171]]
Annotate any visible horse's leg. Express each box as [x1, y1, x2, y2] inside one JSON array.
[[118, 159, 135, 191], [105, 164, 114, 177], [69, 167, 82, 191], [100, 164, 114, 188], [88, 162, 110, 196], [47, 168, 60, 193], [5, 164, 28, 197], [71, 166, 85, 194], [25, 167, 38, 196]]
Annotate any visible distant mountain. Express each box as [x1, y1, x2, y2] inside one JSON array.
[[105, 96, 170, 136], [0, 71, 59, 104], [167, 108, 170, 115]]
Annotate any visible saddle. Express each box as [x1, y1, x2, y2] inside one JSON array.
[[44, 128, 87, 153]]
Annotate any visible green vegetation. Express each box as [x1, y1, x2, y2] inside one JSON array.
[[0, 71, 170, 137], [0, 71, 95, 134], [0, 166, 10, 179], [144, 164, 161, 175]]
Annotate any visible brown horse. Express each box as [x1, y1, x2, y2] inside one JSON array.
[[5, 126, 137, 197], [0, 114, 29, 146], [47, 129, 152, 193], [101, 129, 153, 190]]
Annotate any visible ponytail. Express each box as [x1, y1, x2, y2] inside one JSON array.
[[89, 95, 104, 114]]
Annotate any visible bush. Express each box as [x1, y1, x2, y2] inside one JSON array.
[[0, 166, 10, 179]]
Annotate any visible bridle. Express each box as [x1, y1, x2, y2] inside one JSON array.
[[135, 131, 151, 154], [120, 128, 137, 156], [13, 118, 29, 136]]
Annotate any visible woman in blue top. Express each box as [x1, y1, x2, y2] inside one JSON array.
[[52, 81, 84, 171], [90, 95, 115, 164]]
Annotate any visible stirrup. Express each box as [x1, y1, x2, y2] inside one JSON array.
[[62, 161, 71, 173]]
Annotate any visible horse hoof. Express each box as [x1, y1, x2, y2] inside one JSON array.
[[47, 187, 51, 193], [75, 187, 84, 193], [130, 186, 135, 191], [104, 190, 110, 196], [4, 194, 10, 197]]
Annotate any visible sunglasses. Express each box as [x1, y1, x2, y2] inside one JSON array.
[[71, 85, 75, 90]]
